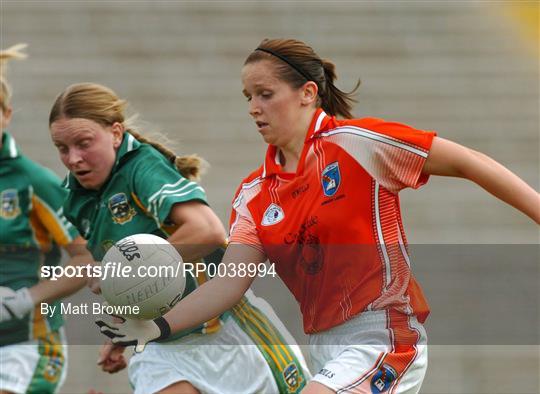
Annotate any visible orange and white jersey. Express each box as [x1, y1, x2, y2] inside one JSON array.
[[229, 109, 436, 334]]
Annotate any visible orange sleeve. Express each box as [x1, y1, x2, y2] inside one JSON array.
[[229, 213, 264, 254]]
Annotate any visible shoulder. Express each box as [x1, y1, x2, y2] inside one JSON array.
[[15, 156, 62, 186], [232, 166, 264, 206], [130, 144, 176, 174], [319, 117, 436, 153], [233, 166, 265, 198], [324, 116, 433, 137]]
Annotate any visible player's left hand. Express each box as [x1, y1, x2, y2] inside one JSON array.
[[0, 286, 34, 323], [95, 316, 171, 353]]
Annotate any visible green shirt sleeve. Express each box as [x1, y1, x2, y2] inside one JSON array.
[[133, 153, 207, 224], [21, 158, 79, 245]]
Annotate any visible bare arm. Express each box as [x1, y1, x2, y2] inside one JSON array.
[[422, 137, 540, 224], [167, 201, 227, 262], [28, 236, 91, 304], [163, 243, 266, 333]]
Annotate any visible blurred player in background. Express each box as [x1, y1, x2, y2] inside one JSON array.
[[99, 38, 540, 393], [49, 82, 311, 394], [0, 44, 90, 394]]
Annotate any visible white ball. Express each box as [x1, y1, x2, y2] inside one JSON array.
[[100, 233, 186, 320]]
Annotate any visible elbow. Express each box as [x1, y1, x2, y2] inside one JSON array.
[[203, 219, 227, 249], [210, 225, 227, 248]]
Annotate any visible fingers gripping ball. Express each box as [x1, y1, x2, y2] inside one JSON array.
[[100, 234, 186, 320]]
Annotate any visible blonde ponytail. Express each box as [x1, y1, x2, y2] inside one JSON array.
[[127, 128, 207, 181], [0, 43, 28, 111]]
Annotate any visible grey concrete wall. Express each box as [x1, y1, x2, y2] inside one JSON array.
[[2, 1, 538, 393]]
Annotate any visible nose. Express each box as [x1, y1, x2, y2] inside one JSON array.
[[249, 97, 261, 117], [66, 148, 83, 167]]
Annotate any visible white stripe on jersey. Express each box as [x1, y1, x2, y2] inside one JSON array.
[[8, 136, 17, 158], [318, 126, 428, 158], [374, 182, 391, 288], [232, 177, 263, 209], [150, 185, 204, 217], [147, 178, 188, 204], [314, 110, 327, 132], [127, 133, 135, 152]]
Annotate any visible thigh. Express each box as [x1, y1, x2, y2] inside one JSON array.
[[157, 381, 200, 394], [130, 315, 307, 394], [229, 295, 311, 393], [310, 317, 428, 394], [129, 320, 281, 394]]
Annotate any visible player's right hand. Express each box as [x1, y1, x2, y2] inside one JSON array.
[[0, 286, 34, 323], [97, 340, 127, 373]]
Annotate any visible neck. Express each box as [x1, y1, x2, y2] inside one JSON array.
[[278, 107, 317, 172]]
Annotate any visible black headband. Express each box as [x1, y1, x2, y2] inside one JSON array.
[[255, 47, 315, 82]]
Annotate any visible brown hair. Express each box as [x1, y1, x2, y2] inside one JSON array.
[[49, 83, 205, 180], [0, 43, 28, 113], [244, 38, 360, 119]]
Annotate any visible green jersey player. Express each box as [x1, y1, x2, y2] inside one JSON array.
[[49, 82, 311, 394], [0, 44, 90, 394]]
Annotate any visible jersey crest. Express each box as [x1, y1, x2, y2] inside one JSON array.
[[0, 189, 21, 219], [261, 203, 284, 226], [43, 356, 63, 383], [283, 362, 303, 392], [370, 363, 398, 393], [321, 162, 340, 197], [108, 193, 136, 225]]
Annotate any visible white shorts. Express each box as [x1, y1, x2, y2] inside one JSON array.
[[310, 311, 427, 394], [129, 291, 311, 394], [0, 329, 67, 394]]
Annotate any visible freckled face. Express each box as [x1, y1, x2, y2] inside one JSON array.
[[241, 60, 305, 147], [50, 118, 122, 190]]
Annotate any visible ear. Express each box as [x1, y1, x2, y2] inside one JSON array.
[[111, 122, 125, 149], [1, 107, 13, 130], [300, 81, 318, 107]]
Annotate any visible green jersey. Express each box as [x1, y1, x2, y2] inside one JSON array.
[[0, 132, 79, 346], [63, 132, 221, 339]]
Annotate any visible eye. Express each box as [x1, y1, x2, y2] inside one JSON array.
[[78, 139, 91, 149], [261, 91, 272, 99], [56, 145, 68, 155]]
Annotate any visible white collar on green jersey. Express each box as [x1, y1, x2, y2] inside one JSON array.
[[0, 132, 19, 160]]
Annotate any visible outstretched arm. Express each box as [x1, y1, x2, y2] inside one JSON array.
[[1, 237, 91, 323], [28, 236, 91, 303], [422, 137, 540, 224], [165, 242, 265, 331], [97, 242, 266, 352]]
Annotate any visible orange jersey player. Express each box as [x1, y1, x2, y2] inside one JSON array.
[[229, 112, 435, 334]]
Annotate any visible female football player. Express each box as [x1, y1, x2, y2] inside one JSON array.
[[0, 44, 90, 394]]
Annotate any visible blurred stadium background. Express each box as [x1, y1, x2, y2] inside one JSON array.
[[2, 1, 538, 393]]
